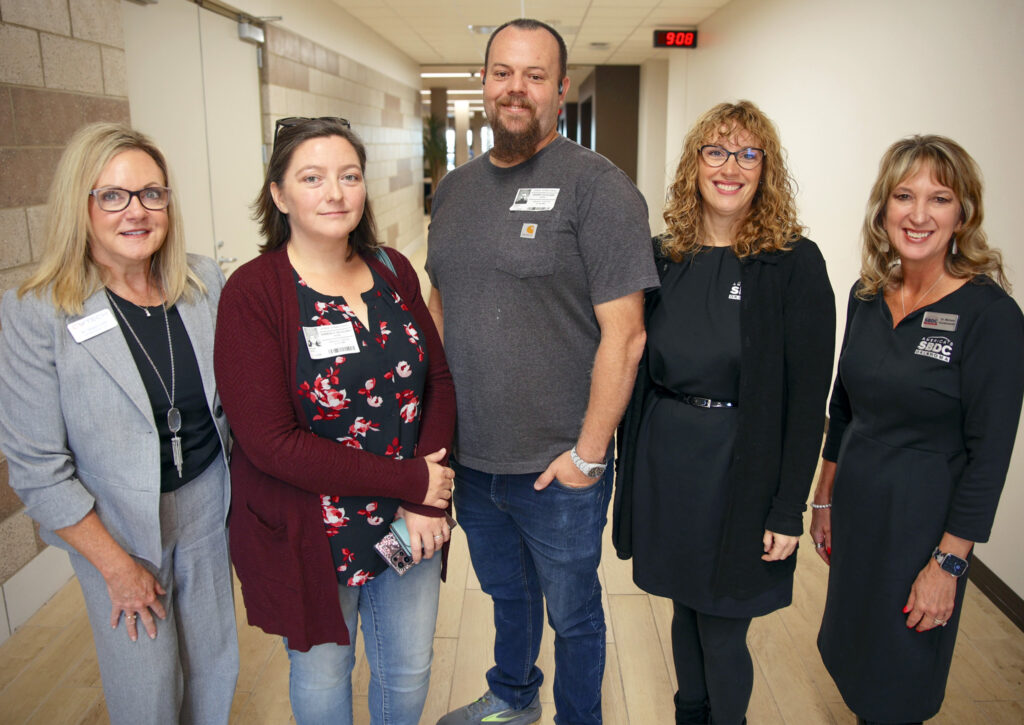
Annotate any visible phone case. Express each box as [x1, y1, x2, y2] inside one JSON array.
[[374, 532, 414, 576]]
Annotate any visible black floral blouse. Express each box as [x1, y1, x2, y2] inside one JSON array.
[[294, 266, 428, 585]]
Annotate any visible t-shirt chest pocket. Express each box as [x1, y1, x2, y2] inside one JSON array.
[[495, 209, 567, 279]]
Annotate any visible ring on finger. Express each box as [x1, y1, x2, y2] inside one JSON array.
[[814, 542, 825, 549], [933, 617, 947, 626], [433, 534, 443, 540]]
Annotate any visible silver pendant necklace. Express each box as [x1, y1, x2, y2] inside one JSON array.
[[900, 270, 945, 320], [106, 290, 183, 477]]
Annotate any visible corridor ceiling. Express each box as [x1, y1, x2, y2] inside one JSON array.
[[328, 0, 729, 66]]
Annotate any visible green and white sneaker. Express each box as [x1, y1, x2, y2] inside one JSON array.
[[436, 690, 541, 725]]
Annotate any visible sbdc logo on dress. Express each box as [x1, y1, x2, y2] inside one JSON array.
[[914, 335, 954, 363]]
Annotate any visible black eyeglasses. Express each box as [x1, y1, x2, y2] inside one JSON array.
[[273, 116, 351, 149], [89, 186, 171, 212], [699, 145, 765, 170]]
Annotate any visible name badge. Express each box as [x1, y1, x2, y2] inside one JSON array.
[[922, 311, 959, 332], [67, 309, 117, 343], [303, 322, 360, 359], [510, 188, 559, 212]]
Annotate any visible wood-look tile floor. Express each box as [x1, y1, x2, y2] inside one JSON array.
[[1, 510, 1023, 724]]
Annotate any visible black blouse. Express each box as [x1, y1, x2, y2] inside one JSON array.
[[107, 291, 221, 492], [293, 267, 429, 585]]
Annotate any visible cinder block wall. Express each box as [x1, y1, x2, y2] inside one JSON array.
[[261, 24, 424, 252], [0, 0, 130, 620]]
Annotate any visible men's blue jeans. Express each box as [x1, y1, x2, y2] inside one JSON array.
[[452, 457, 612, 725]]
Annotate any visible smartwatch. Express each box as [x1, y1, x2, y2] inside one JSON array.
[[932, 547, 969, 578], [570, 446, 607, 478]]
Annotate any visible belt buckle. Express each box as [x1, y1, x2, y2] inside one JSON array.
[[693, 396, 712, 408]]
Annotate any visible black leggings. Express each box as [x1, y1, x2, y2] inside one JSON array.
[[671, 602, 752, 725]]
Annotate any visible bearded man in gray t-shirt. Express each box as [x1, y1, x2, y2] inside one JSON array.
[[427, 18, 658, 725]]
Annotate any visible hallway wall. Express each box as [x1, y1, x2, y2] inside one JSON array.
[[666, 0, 1024, 596]]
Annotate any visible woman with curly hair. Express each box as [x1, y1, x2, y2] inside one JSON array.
[[811, 136, 1024, 724], [613, 100, 835, 724]]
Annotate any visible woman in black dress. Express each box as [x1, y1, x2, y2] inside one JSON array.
[[811, 135, 1024, 725], [613, 100, 835, 724]]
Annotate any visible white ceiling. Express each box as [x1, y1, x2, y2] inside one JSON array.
[[329, 0, 729, 67]]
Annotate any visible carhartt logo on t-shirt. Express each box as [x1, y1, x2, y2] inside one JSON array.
[[521, 223, 537, 239]]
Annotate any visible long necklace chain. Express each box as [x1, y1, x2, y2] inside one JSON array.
[[105, 290, 184, 477], [900, 271, 945, 320]]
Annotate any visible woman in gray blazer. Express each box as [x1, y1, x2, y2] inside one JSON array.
[[0, 123, 237, 724]]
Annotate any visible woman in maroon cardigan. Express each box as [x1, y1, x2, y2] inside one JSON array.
[[214, 117, 455, 725]]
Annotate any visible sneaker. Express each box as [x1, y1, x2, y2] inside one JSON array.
[[436, 690, 541, 725]]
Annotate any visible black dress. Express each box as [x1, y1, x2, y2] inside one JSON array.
[[632, 247, 790, 616], [818, 278, 1024, 722]]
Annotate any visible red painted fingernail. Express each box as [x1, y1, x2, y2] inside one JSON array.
[[903, 605, 911, 613], [826, 547, 831, 555]]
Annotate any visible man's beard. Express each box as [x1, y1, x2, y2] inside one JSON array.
[[489, 99, 544, 164]]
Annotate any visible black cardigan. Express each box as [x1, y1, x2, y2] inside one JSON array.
[[614, 237, 836, 599]]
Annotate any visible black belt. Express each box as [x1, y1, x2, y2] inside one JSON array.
[[654, 384, 737, 409]]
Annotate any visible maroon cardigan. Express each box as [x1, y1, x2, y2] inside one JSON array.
[[214, 245, 455, 650]]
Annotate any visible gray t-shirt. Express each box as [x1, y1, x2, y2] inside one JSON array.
[[426, 136, 658, 473]]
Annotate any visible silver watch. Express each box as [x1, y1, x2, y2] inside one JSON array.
[[570, 446, 606, 478]]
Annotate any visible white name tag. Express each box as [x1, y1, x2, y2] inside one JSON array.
[[303, 322, 360, 359], [510, 188, 559, 212], [67, 309, 117, 343], [922, 311, 959, 332]]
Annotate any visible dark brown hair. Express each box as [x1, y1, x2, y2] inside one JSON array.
[[254, 119, 379, 257], [485, 19, 567, 81]]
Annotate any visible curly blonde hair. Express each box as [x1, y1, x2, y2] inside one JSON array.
[[857, 134, 1007, 299], [661, 100, 803, 261]]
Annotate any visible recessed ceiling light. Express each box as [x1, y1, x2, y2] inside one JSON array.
[[589, 42, 611, 50], [421, 72, 476, 78]]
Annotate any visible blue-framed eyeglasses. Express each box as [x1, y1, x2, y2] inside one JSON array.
[[699, 145, 765, 170]]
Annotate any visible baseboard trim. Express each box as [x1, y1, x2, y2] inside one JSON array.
[[969, 555, 1024, 633]]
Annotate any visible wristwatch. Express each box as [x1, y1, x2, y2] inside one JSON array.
[[932, 547, 969, 578], [570, 446, 606, 478]]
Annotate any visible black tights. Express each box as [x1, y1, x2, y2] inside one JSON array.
[[671, 602, 752, 725]]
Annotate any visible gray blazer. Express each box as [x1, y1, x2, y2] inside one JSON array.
[[0, 255, 229, 566]]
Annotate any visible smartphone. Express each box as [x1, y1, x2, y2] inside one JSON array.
[[374, 533, 414, 576], [391, 514, 459, 556]]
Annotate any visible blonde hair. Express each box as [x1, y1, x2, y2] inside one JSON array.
[[661, 100, 804, 261], [857, 134, 1007, 299], [19, 122, 202, 315]]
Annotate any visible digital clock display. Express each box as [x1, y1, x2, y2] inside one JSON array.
[[653, 30, 698, 48]]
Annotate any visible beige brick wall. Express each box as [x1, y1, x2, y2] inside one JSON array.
[[261, 25, 425, 253], [0, 0, 130, 587]]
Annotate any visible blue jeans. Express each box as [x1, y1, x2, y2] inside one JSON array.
[[284, 553, 441, 725], [453, 458, 612, 725]]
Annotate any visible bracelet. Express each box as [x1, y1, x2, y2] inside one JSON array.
[[810, 502, 832, 509]]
